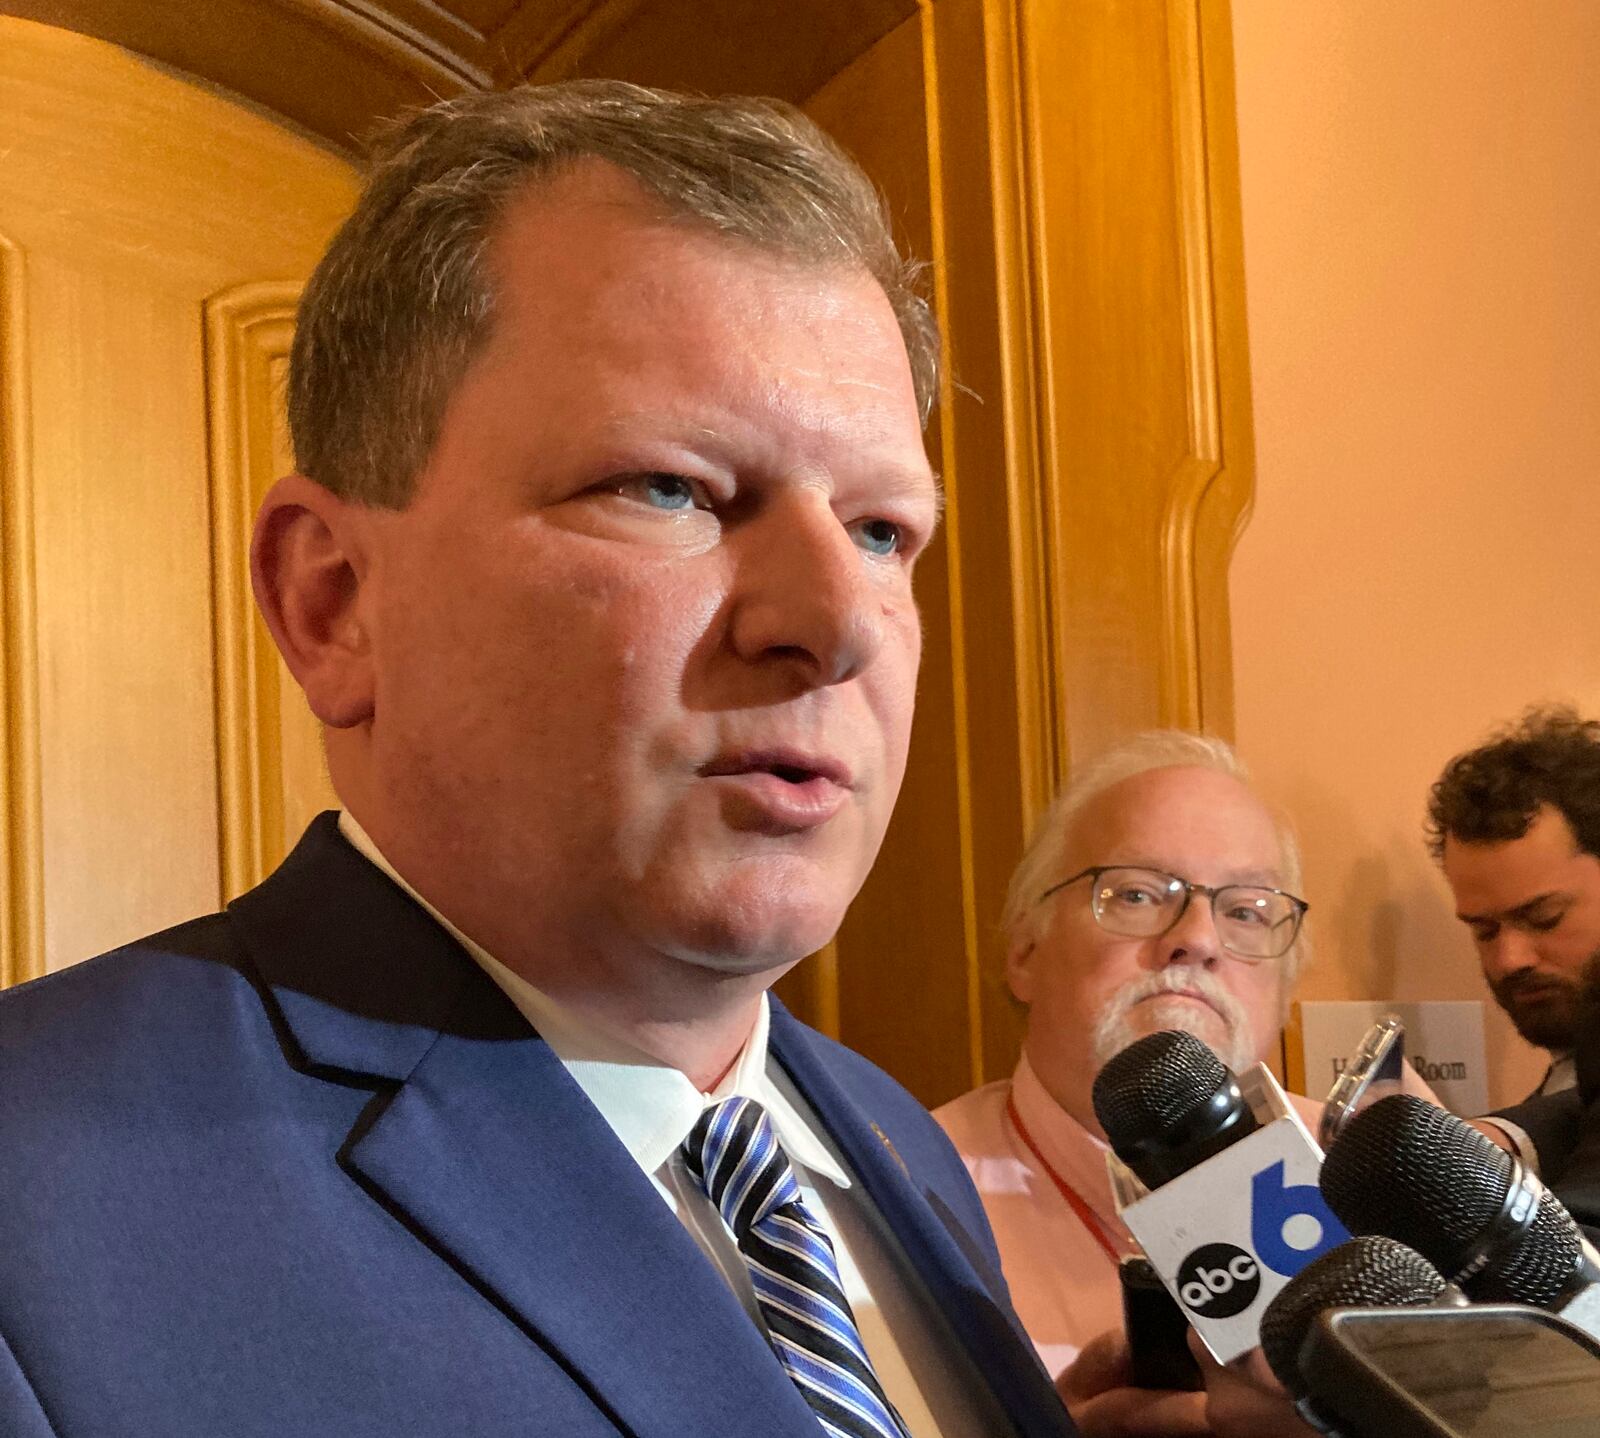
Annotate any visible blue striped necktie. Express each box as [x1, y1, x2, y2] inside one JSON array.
[[682, 1096, 912, 1438]]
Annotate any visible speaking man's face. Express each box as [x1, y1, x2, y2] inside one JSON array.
[[1443, 805, 1600, 1051], [1008, 766, 1292, 1125], [352, 165, 938, 981]]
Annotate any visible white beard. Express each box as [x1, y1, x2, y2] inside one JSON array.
[[1090, 966, 1260, 1073]]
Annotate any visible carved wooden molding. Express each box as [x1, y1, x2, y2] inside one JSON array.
[[0, 233, 43, 987], [919, 0, 1256, 1086], [205, 282, 302, 902], [1157, 0, 1254, 738], [914, 0, 1061, 1084], [1012, 0, 1254, 768], [918, 0, 984, 1085], [2, 1, 916, 154]]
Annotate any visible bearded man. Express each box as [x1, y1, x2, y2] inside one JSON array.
[[935, 732, 1315, 1379], [1430, 707, 1600, 1099]]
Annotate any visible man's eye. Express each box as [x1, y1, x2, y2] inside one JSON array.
[[1469, 923, 1498, 943], [849, 517, 903, 557], [1108, 885, 1161, 908], [1525, 913, 1564, 933], [620, 473, 708, 512], [1224, 904, 1269, 927]]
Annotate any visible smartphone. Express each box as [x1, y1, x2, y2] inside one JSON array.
[[1320, 1014, 1405, 1150], [1119, 1255, 1202, 1391], [1300, 1304, 1600, 1438]]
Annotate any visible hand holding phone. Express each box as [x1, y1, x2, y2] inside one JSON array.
[[1301, 1304, 1600, 1437]]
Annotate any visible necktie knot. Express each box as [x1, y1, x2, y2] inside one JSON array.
[[681, 1094, 911, 1438], [682, 1096, 801, 1238]]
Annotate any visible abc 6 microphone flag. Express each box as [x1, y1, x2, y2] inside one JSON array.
[[1111, 1061, 1350, 1363]]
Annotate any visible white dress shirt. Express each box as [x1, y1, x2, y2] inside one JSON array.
[[337, 813, 1002, 1438], [1541, 1052, 1578, 1096]]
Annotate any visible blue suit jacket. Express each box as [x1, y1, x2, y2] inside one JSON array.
[[0, 815, 1075, 1436]]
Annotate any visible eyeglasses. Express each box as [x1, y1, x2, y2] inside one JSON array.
[[1035, 865, 1308, 961]]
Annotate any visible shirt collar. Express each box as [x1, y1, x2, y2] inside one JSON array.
[[1543, 1051, 1577, 1093], [335, 811, 848, 1186]]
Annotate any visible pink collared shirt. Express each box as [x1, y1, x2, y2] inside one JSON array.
[[933, 1055, 1133, 1379], [937, 1056, 1329, 1378]]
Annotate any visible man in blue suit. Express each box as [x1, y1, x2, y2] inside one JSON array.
[[0, 82, 1076, 1436]]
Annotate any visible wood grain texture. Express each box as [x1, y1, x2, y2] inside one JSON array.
[[542, 0, 913, 106], [1185, 0, 1254, 740], [923, 0, 1058, 1090], [1019, 0, 1253, 766], [0, 235, 43, 987], [772, 0, 1256, 1104], [0, 16, 356, 975], [0, 0, 918, 152], [0, 7, 1258, 1106], [206, 284, 338, 902], [785, 12, 976, 1102]]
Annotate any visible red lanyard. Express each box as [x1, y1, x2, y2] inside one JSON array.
[[1005, 1090, 1125, 1267]]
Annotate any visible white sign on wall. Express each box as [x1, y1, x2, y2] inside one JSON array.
[[1286, 1000, 1488, 1116]]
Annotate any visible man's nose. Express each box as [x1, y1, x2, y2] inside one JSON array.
[[728, 499, 885, 687], [1482, 927, 1538, 981], [1160, 892, 1224, 968]]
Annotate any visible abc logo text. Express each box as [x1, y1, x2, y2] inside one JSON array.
[[1175, 1243, 1260, 1319]]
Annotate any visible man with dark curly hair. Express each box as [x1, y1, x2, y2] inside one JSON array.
[[1428, 706, 1600, 1098]]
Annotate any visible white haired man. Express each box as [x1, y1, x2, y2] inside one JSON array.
[[935, 732, 1315, 1382]]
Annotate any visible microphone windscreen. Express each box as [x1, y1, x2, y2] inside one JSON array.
[[1258, 1235, 1446, 1395], [1320, 1094, 1582, 1305], [1092, 1029, 1226, 1150]]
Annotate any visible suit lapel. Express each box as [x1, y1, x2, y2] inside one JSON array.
[[344, 991, 820, 1438], [769, 1004, 1070, 1437], [227, 816, 820, 1438]]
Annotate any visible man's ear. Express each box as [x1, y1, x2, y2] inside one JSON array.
[[1005, 935, 1037, 1006], [251, 473, 376, 729]]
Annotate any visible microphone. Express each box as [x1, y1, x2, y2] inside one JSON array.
[[1319, 1094, 1599, 1318], [1258, 1233, 1600, 1437], [1258, 1235, 1451, 1401], [1092, 1030, 1350, 1363], [1093, 1026, 1260, 1187]]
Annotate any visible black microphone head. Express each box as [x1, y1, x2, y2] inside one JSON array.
[[1091, 1030, 1259, 1187], [1093, 1030, 1226, 1143], [1320, 1093, 1583, 1305], [1259, 1235, 1446, 1396]]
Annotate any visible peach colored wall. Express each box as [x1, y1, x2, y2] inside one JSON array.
[[1229, 0, 1600, 1109]]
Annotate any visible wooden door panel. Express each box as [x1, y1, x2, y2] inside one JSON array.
[[28, 259, 221, 969], [0, 16, 356, 982]]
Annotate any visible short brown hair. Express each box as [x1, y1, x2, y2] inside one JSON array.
[[288, 80, 939, 507], [1426, 705, 1600, 861]]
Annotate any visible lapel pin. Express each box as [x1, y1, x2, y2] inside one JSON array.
[[870, 1122, 909, 1178]]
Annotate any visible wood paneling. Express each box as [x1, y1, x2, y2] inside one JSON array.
[[0, 0, 917, 153], [777, 0, 1255, 1104], [1020, 0, 1254, 765], [548, 0, 913, 105], [923, 0, 1061, 1089], [1, 4, 1257, 1110], [0, 17, 356, 976], [0, 234, 43, 987], [206, 284, 338, 902], [785, 13, 975, 1104]]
